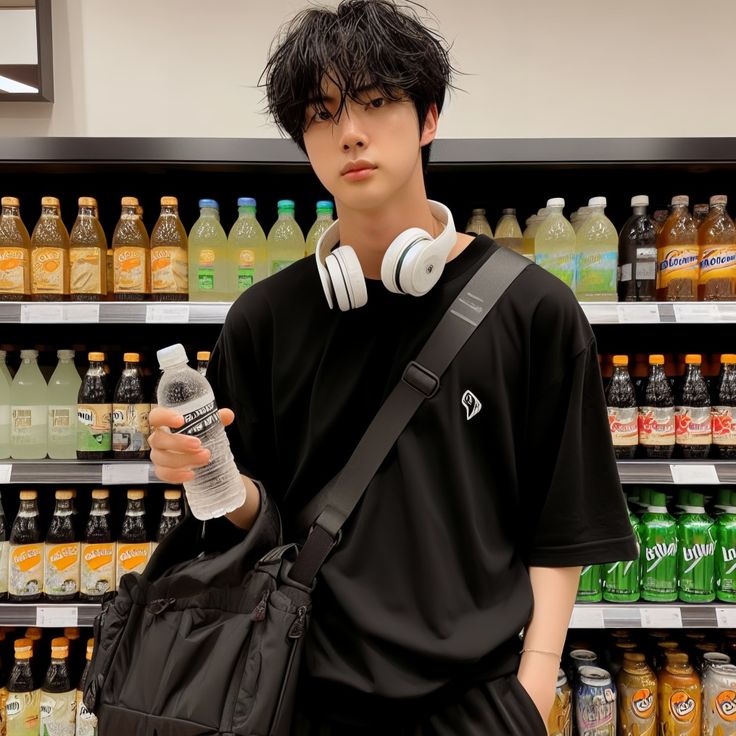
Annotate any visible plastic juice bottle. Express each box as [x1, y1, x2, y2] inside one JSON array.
[[575, 197, 618, 301], [693, 203, 710, 228], [571, 206, 591, 233], [305, 200, 335, 257], [698, 194, 736, 301], [639, 490, 677, 602], [535, 198, 577, 291], [113, 196, 150, 300], [712, 354, 736, 458], [76, 352, 111, 460], [605, 355, 639, 459], [675, 354, 712, 459], [658, 652, 701, 733], [6, 638, 39, 736], [464, 208, 494, 238], [10, 349, 47, 460], [44, 490, 80, 602], [618, 195, 657, 302], [677, 492, 715, 603], [8, 491, 42, 603], [494, 208, 523, 253], [150, 196, 188, 300], [228, 197, 268, 297], [268, 200, 305, 275], [657, 195, 699, 301], [0, 196, 31, 301], [0, 350, 10, 459], [112, 352, 150, 460], [75, 640, 97, 736], [157, 489, 184, 543], [520, 215, 540, 262], [47, 349, 81, 460], [30, 196, 70, 301], [80, 489, 115, 602], [116, 489, 150, 587], [188, 199, 229, 302], [69, 197, 106, 301], [638, 355, 675, 459], [40, 637, 75, 735], [716, 491, 736, 602]]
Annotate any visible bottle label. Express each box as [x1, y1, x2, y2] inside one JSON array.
[[114, 246, 147, 293], [0, 247, 27, 294], [77, 404, 112, 453], [699, 245, 736, 284], [43, 542, 80, 597], [31, 247, 65, 294], [12, 406, 46, 442], [657, 246, 699, 289], [270, 259, 298, 275], [69, 247, 102, 294], [635, 247, 657, 281], [238, 268, 254, 291], [713, 406, 736, 446], [638, 407, 675, 445], [48, 406, 76, 444], [533, 252, 575, 289], [75, 690, 97, 736], [607, 407, 638, 446], [620, 263, 632, 283], [196, 248, 215, 291], [81, 542, 115, 596], [170, 393, 221, 437], [577, 251, 618, 295], [239, 249, 255, 268], [6, 689, 40, 736], [675, 406, 712, 444], [669, 690, 697, 722], [112, 403, 150, 453], [116, 542, 151, 585], [151, 245, 187, 294], [39, 689, 76, 735], [8, 543, 43, 597]]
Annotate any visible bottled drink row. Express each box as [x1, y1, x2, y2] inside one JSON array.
[[0, 487, 183, 603], [604, 353, 736, 460], [468, 194, 736, 302], [0, 195, 335, 303], [550, 627, 736, 736]]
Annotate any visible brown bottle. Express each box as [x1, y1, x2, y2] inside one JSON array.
[[30, 196, 70, 301], [69, 197, 107, 301], [616, 652, 657, 736], [112, 196, 150, 301], [44, 490, 80, 602], [0, 197, 31, 301], [116, 489, 151, 587], [657, 195, 699, 301], [150, 196, 188, 301], [697, 194, 736, 301], [658, 652, 701, 734], [80, 489, 115, 602], [8, 490, 42, 602]]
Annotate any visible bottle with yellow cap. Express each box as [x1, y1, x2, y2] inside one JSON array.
[[605, 355, 638, 459], [8, 491, 42, 603], [197, 351, 210, 376], [69, 197, 107, 301], [112, 353, 150, 460], [6, 638, 40, 736], [80, 489, 115, 602], [76, 639, 97, 736], [675, 354, 712, 459], [712, 354, 736, 458], [117, 489, 151, 586], [112, 196, 150, 300], [40, 637, 75, 734], [0, 196, 31, 300], [638, 354, 676, 459], [30, 196, 70, 301], [150, 196, 188, 300], [44, 490, 80, 602], [47, 349, 81, 460], [156, 489, 184, 545], [76, 352, 112, 460]]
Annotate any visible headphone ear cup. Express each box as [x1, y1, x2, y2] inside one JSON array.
[[381, 228, 432, 295], [325, 245, 367, 311]]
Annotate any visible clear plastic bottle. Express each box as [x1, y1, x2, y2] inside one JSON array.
[[575, 196, 618, 301], [305, 200, 335, 257], [10, 349, 48, 459], [520, 215, 542, 262], [494, 208, 523, 253], [150, 196, 188, 301], [69, 197, 107, 301], [157, 343, 245, 520], [464, 208, 494, 239], [0, 350, 11, 459], [30, 196, 70, 301], [534, 198, 577, 291], [188, 199, 229, 302], [47, 349, 81, 460], [228, 197, 268, 297], [268, 200, 306, 275], [697, 194, 736, 301], [112, 196, 150, 300], [0, 196, 31, 301]]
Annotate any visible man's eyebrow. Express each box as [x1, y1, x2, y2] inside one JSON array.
[[307, 85, 379, 106]]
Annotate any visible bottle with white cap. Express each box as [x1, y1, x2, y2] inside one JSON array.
[[534, 198, 577, 291], [618, 195, 657, 302], [156, 344, 245, 520], [575, 196, 618, 301]]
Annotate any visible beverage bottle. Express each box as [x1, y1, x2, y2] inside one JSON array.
[[188, 199, 229, 302], [156, 343, 245, 520], [47, 349, 81, 460], [305, 200, 335, 257], [638, 355, 675, 459], [693, 203, 710, 228], [24, 627, 45, 687], [605, 355, 638, 459], [639, 491, 677, 602], [62, 627, 82, 687], [603, 511, 641, 602], [617, 195, 657, 302], [69, 197, 107, 301], [571, 206, 591, 233], [520, 215, 540, 262], [675, 354, 712, 459], [575, 564, 602, 603], [10, 349, 48, 460], [534, 198, 577, 291], [76, 352, 112, 460], [698, 194, 736, 301], [112, 196, 150, 301], [0, 196, 31, 301], [709, 487, 731, 518], [112, 352, 150, 460], [546, 669, 572, 736], [464, 208, 494, 239], [717, 494, 736, 603], [0, 492, 6, 601], [44, 490, 80, 602], [0, 350, 11, 458], [6, 639, 39, 736], [656, 195, 699, 301], [150, 196, 188, 301], [150, 370, 162, 414], [616, 653, 657, 735], [80, 489, 115, 602], [673, 487, 691, 518], [157, 489, 184, 543], [116, 489, 151, 587], [575, 196, 618, 301], [677, 492, 716, 603], [268, 200, 306, 274], [30, 196, 70, 301], [75, 639, 97, 736], [8, 490, 43, 603], [196, 351, 210, 376], [712, 354, 736, 458], [494, 208, 523, 254], [658, 652, 701, 734], [40, 637, 75, 735], [652, 209, 669, 234], [228, 197, 268, 297]]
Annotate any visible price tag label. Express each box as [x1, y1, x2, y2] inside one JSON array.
[[20, 304, 64, 323], [581, 304, 620, 324], [617, 304, 660, 323], [670, 464, 720, 485], [640, 607, 682, 628], [36, 606, 78, 627], [145, 304, 190, 323], [569, 606, 605, 629], [716, 304, 736, 322], [62, 304, 100, 323], [673, 304, 720, 323], [102, 463, 151, 485], [716, 608, 736, 628], [0, 464, 12, 483]]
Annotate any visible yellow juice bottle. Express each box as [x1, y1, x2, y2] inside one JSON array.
[[227, 197, 268, 299]]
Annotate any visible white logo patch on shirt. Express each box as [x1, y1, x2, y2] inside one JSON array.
[[462, 390, 482, 421]]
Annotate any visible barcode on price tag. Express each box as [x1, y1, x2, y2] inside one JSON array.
[[569, 607, 605, 629], [102, 463, 151, 485], [640, 607, 682, 628], [20, 304, 64, 323], [716, 608, 736, 628], [670, 464, 720, 485], [36, 606, 78, 627], [0, 464, 12, 483], [145, 304, 190, 323]]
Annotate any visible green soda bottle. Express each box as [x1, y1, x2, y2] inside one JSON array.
[[267, 200, 305, 275], [716, 491, 736, 602], [188, 199, 229, 302], [576, 564, 602, 602], [677, 491, 716, 603], [638, 487, 652, 515], [673, 487, 691, 518], [305, 201, 335, 257], [603, 511, 642, 602], [711, 487, 732, 518], [640, 490, 677, 602], [227, 198, 268, 298]]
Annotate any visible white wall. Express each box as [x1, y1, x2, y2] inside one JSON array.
[[0, 0, 734, 139]]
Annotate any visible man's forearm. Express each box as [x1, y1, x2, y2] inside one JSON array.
[[225, 475, 262, 530]]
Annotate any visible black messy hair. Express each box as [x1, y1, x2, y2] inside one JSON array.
[[260, 0, 456, 168]]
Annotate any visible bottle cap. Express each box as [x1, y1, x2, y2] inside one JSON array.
[[238, 197, 256, 208], [161, 196, 178, 207], [685, 354, 702, 364], [121, 196, 139, 207], [86, 639, 94, 660], [127, 489, 145, 500], [123, 352, 140, 363], [649, 354, 665, 365], [19, 490, 37, 501], [710, 195, 728, 206], [502, 208, 516, 215], [612, 355, 629, 366], [666, 651, 689, 665], [20, 349, 38, 359], [588, 196, 607, 208], [91, 489, 109, 499], [41, 196, 60, 207], [164, 489, 182, 500], [196, 351, 210, 361], [623, 652, 646, 663], [546, 198, 565, 208], [70, 489, 77, 498], [55, 490, 73, 500], [671, 195, 689, 207], [64, 628, 80, 640], [690, 492, 705, 508], [14, 639, 32, 659], [722, 354, 736, 364], [56, 349, 74, 359], [1, 197, 19, 207], [157, 343, 188, 370], [471, 208, 486, 215], [25, 627, 41, 640], [78, 197, 96, 208], [277, 199, 295, 210], [88, 351, 105, 362], [51, 638, 69, 658], [198, 199, 219, 209], [650, 490, 667, 507], [316, 200, 333, 212], [631, 195, 649, 207]]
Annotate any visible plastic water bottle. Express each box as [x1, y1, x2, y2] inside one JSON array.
[[156, 344, 245, 520]]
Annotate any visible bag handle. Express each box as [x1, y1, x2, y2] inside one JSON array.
[[287, 246, 531, 587]]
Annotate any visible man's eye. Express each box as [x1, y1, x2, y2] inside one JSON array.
[[368, 97, 385, 109], [310, 110, 332, 122]]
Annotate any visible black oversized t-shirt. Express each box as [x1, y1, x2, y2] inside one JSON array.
[[207, 235, 638, 723]]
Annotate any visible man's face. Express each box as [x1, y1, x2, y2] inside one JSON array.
[[302, 78, 436, 212]]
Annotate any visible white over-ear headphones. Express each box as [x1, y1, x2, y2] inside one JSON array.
[[315, 200, 457, 311]]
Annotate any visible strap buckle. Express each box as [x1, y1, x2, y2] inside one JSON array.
[[402, 360, 440, 398], [309, 504, 343, 546]]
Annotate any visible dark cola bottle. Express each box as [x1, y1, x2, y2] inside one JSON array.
[[638, 355, 676, 459], [676, 354, 712, 459], [712, 354, 736, 459], [606, 355, 639, 459]]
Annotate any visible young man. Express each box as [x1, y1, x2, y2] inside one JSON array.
[[149, 1, 638, 733]]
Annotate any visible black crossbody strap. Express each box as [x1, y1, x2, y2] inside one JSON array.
[[287, 247, 531, 587]]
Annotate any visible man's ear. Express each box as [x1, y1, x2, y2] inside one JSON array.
[[419, 103, 439, 146]]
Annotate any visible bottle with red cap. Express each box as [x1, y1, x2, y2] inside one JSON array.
[[676, 354, 712, 458], [605, 355, 638, 459], [712, 354, 736, 458], [638, 355, 676, 459]]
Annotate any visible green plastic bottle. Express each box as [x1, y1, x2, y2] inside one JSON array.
[[188, 199, 229, 302], [640, 490, 677, 602], [305, 201, 334, 257], [267, 200, 305, 275], [716, 491, 736, 602], [677, 491, 716, 603], [576, 564, 602, 602], [227, 197, 268, 298], [603, 511, 641, 602]]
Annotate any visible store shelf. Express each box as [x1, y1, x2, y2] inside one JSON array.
[[0, 460, 157, 485], [0, 602, 100, 627], [581, 301, 736, 324], [616, 460, 736, 485], [570, 603, 736, 630]]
